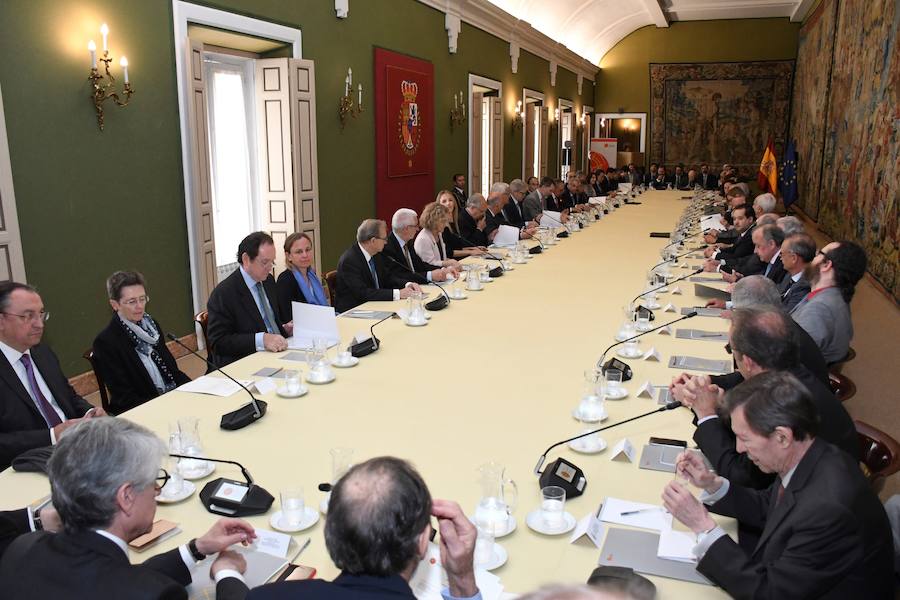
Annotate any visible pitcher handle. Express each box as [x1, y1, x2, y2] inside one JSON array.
[[504, 478, 518, 513]]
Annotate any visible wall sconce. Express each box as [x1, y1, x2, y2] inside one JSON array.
[[87, 23, 134, 131], [512, 100, 524, 130], [339, 67, 363, 129], [449, 90, 466, 129], [554, 107, 560, 122], [600, 117, 606, 127], [579, 109, 588, 128]]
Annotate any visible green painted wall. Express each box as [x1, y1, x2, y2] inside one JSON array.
[[0, 0, 591, 375], [596, 18, 801, 115]]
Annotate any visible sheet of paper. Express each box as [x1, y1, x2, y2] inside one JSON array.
[[410, 543, 505, 600], [252, 377, 277, 395], [252, 528, 292, 558], [540, 210, 563, 228], [176, 376, 255, 397], [609, 438, 635, 462], [288, 302, 340, 349], [598, 497, 673, 532], [588, 196, 607, 205], [187, 547, 287, 599], [493, 224, 520, 247], [657, 528, 698, 564], [618, 182, 632, 192]]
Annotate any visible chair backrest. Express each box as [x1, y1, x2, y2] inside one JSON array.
[[195, 311, 209, 348], [324, 270, 338, 307], [82, 348, 111, 414], [828, 372, 857, 403], [855, 420, 900, 494]]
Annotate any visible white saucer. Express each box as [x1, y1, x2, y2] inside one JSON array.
[[635, 322, 654, 332], [604, 388, 628, 400], [405, 318, 428, 327], [465, 286, 485, 292], [157, 480, 196, 503], [179, 459, 215, 480], [277, 384, 309, 397], [270, 506, 320, 533], [331, 356, 359, 368], [616, 347, 643, 359], [568, 435, 607, 454], [526, 510, 577, 535], [615, 331, 636, 342], [479, 277, 494, 283], [644, 302, 661, 309], [475, 543, 508, 571], [572, 404, 608, 422], [449, 293, 468, 300], [469, 515, 517, 538], [307, 371, 336, 384]]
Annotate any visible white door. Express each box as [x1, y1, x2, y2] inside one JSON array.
[[288, 59, 322, 275], [0, 84, 26, 283]]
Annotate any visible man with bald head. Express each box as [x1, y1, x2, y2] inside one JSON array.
[[249, 457, 480, 600]]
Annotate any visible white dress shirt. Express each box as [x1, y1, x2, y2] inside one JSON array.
[[359, 243, 408, 301]]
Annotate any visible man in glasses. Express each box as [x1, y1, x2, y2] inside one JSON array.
[[0, 417, 255, 599], [207, 231, 294, 368], [0, 281, 105, 470]]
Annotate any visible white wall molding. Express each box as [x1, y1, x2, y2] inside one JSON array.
[[445, 12, 461, 53], [577, 73, 583, 96], [549, 59, 558, 87], [335, 0, 349, 18], [509, 41, 520, 73], [417, 0, 598, 82]]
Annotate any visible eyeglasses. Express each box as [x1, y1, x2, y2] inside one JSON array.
[[119, 295, 149, 307], [154, 468, 170, 495], [253, 257, 275, 269], [2, 311, 50, 323]]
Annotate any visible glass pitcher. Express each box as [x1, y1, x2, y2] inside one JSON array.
[[474, 461, 517, 535]]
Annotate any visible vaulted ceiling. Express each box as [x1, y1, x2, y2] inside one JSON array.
[[485, 0, 815, 65]]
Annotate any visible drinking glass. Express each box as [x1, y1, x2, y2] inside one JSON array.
[[284, 369, 302, 394], [604, 368, 623, 398], [280, 487, 305, 527], [473, 523, 496, 566], [541, 486, 566, 528]]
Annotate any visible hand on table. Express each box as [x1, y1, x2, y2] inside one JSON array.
[[400, 283, 423, 298], [683, 374, 723, 419], [282, 321, 294, 337], [195, 518, 257, 556], [705, 299, 726, 309], [210, 549, 247, 579], [263, 333, 288, 353], [702, 259, 720, 272]]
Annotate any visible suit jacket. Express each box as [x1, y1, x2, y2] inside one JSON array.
[[502, 199, 527, 227], [698, 439, 894, 599], [790, 286, 853, 364], [441, 226, 469, 258], [717, 226, 755, 261], [451, 187, 466, 212], [0, 344, 94, 470], [559, 189, 577, 211], [483, 209, 507, 239], [544, 193, 563, 212], [625, 171, 642, 185], [672, 173, 689, 190], [248, 572, 416, 600], [0, 530, 247, 600], [458, 208, 488, 247], [206, 268, 287, 369], [91, 316, 191, 415], [334, 244, 414, 314], [0, 509, 28, 559], [696, 365, 859, 492], [700, 172, 718, 190], [381, 233, 432, 282], [778, 274, 811, 313], [522, 190, 543, 222], [651, 175, 670, 190]]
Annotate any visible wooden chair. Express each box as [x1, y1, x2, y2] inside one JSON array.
[[829, 346, 856, 375], [324, 270, 338, 307], [855, 420, 900, 494], [82, 348, 111, 414], [828, 372, 857, 403], [194, 311, 209, 348]]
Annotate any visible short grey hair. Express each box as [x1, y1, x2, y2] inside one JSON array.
[[466, 193, 486, 209], [777, 216, 804, 236], [734, 182, 750, 197], [486, 193, 504, 209], [509, 179, 527, 194], [732, 275, 782, 309], [756, 223, 785, 247], [490, 181, 509, 195], [48, 418, 165, 533], [756, 213, 778, 227], [753, 193, 777, 214], [391, 208, 418, 232], [784, 233, 816, 262], [357, 219, 386, 243]]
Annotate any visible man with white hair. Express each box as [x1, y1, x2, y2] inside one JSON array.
[[752, 192, 777, 216], [0, 418, 255, 599], [485, 182, 537, 240], [382, 208, 455, 282], [777, 233, 815, 311], [776, 215, 804, 237]]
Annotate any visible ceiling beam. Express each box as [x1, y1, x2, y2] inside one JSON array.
[[639, 0, 669, 28]]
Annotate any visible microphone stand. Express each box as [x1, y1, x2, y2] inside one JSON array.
[[596, 312, 697, 369], [169, 453, 274, 516], [632, 268, 703, 305], [382, 254, 452, 309], [348, 312, 394, 357]]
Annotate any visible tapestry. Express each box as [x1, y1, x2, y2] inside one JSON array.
[[790, 0, 838, 218], [373, 48, 434, 222], [815, 0, 900, 300], [649, 61, 794, 170]]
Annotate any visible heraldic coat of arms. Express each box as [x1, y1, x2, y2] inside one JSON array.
[[397, 79, 421, 157]]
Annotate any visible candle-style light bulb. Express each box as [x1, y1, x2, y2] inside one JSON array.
[[358, 83, 362, 108], [120, 56, 129, 84], [100, 23, 109, 53], [348, 67, 352, 87], [88, 40, 97, 68]]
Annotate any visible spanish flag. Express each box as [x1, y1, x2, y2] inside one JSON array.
[[757, 138, 778, 194]]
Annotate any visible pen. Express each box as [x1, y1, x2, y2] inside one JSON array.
[[288, 537, 311, 563], [619, 507, 663, 516]]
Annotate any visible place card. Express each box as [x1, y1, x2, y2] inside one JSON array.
[[642, 347, 661, 362], [610, 438, 636, 462]]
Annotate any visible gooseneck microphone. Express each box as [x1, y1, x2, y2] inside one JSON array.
[[349, 311, 394, 357], [167, 334, 266, 430], [632, 267, 704, 305], [647, 247, 702, 272], [169, 453, 273, 517], [596, 311, 698, 369], [382, 254, 451, 310]]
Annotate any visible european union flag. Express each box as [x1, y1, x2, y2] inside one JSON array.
[[781, 139, 798, 210]]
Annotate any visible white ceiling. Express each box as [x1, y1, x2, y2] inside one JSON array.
[[485, 0, 814, 65]]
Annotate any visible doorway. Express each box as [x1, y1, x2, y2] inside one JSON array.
[[558, 98, 574, 179], [522, 89, 548, 181], [468, 75, 503, 198]]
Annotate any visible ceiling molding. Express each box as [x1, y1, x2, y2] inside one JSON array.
[[639, 0, 669, 28], [790, 0, 818, 21]]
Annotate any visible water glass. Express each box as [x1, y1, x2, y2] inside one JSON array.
[[637, 313, 650, 330], [541, 486, 566, 528], [473, 524, 495, 565], [624, 340, 639, 356], [284, 369, 302, 394], [280, 487, 305, 527], [604, 368, 624, 397]]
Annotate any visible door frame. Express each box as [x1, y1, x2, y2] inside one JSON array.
[[595, 112, 646, 153], [171, 0, 302, 314], [521, 88, 544, 180], [467, 74, 503, 196], [557, 98, 574, 178]]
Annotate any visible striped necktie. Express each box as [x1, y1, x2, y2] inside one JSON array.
[[254, 282, 278, 334]]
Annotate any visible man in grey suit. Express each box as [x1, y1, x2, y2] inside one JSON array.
[[523, 176, 552, 222], [778, 233, 814, 312], [790, 240, 867, 364]]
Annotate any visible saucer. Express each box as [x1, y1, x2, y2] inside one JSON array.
[[331, 356, 359, 368], [405, 318, 428, 327], [270, 506, 319, 533], [178, 459, 215, 480], [307, 371, 336, 385], [616, 347, 643, 359], [604, 388, 628, 400], [635, 322, 654, 332], [568, 435, 607, 454], [479, 277, 494, 283], [449, 293, 468, 300], [157, 479, 196, 503], [615, 331, 636, 342], [644, 301, 661, 309], [469, 514, 517, 538], [572, 404, 608, 422], [526, 510, 576, 535], [277, 384, 309, 397], [475, 543, 508, 571], [465, 286, 485, 292]]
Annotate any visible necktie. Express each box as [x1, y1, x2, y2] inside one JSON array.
[[19, 354, 62, 428], [764, 263, 773, 278], [254, 282, 278, 334], [368, 257, 380, 287], [782, 279, 794, 297], [515, 201, 522, 220], [775, 481, 786, 505], [402, 244, 414, 270]]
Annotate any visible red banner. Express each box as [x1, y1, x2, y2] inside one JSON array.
[[374, 48, 434, 221]]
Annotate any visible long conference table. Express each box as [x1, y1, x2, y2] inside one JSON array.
[[0, 190, 738, 598]]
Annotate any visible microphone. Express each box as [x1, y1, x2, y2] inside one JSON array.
[[647, 247, 701, 272], [479, 254, 507, 276], [632, 267, 703, 305], [170, 453, 273, 517], [596, 311, 698, 370], [167, 334, 266, 430], [349, 312, 393, 357], [382, 254, 451, 310]]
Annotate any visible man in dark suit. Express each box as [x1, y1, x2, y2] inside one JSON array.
[[650, 166, 671, 190], [450, 173, 467, 212], [335, 219, 423, 313], [777, 233, 815, 312], [671, 164, 689, 190], [699, 163, 717, 189], [0, 282, 104, 471], [502, 178, 529, 227], [544, 179, 565, 212], [625, 163, 643, 186], [458, 194, 489, 247], [0, 505, 61, 559], [663, 371, 893, 599], [248, 456, 480, 600], [206, 232, 292, 368], [523, 177, 551, 222], [383, 208, 453, 282], [703, 204, 756, 271], [643, 163, 658, 186], [719, 224, 786, 283], [0, 418, 255, 599]]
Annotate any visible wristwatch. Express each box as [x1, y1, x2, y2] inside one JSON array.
[[32, 508, 43, 532], [188, 538, 207, 561]]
